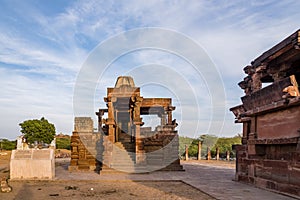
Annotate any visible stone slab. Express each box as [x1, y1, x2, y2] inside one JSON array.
[[10, 149, 55, 180]]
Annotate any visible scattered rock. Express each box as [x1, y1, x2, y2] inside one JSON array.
[[0, 177, 12, 193], [102, 189, 117, 194], [49, 194, 59, 196], [65, 186, 78, 190]]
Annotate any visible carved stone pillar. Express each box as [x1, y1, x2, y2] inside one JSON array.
[[216, 147, 220, 160], [197, 141, 202, 160], [207, 147, 211, 160], [185, 145, 189, 161], [226, 151, 230, 161], [161, 113, 167, 126]]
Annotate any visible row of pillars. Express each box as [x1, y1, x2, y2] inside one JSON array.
[[185, 141, 231, 161]]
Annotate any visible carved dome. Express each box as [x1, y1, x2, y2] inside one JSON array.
[[114, 76, 135, 88]]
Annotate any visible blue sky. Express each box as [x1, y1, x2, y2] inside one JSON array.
[[1, 0, 300, 140]]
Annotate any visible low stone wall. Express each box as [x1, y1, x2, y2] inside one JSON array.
[[234, 144, 300, 196], [143, 131, 183, 171], [10, 149, 55, 180]]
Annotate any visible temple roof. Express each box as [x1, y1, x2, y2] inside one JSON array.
[[114, 76, 135, 88], [251, 29, 300, 68]]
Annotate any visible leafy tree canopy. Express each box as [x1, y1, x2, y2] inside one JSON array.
[[179, 134, 242, 158], [213, 135, 242, 154], [19, 117, 55, 144]]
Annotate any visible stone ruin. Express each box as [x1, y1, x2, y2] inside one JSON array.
[[230, 29, 300, 196], [69, 76, 183, 173], [10, 149, 55, 180], [9, 136, 56, 180]]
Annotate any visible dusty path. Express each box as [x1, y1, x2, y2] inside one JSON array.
[[0, 156, 297, 200], [55, 159, 295, 200], [0, 180, 214, 200]]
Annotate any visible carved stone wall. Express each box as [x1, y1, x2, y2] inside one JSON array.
[[69, 117, 99, 171], [231, 30, 300, 197]]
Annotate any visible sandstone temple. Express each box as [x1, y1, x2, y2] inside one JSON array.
[[231, 29, 300, 196], [69, 76, 183, 173]]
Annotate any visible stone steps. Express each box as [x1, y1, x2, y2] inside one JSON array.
[[109, 140, 139, 173]]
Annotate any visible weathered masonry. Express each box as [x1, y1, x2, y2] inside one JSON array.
[[69, 76, 183, 173], [230, 29, 300, 196]]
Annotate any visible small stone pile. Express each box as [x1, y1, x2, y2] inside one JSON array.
[[0, 177, 12, 193]]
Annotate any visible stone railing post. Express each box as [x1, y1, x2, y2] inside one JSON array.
[[185, 145, 189, 161], [216, 147, 220, 160], [226, 150, 230, 161], [207, 147, 211, 160], [197, 141, 202, 160]]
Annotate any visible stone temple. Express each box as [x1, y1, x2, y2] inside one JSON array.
[[231, 29, 300, 196], [69, 76, 183, 173]]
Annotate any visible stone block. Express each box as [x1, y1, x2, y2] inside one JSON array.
[[70, 159, 78, 166], [10, 149, 55, 180], [247, 144, 256, 155], [68, 166, 78, 171], [289, 168, 300, 185], [78, 159, 89, 166], [256, 166, 272, 179], [74, 117, 93, 132]]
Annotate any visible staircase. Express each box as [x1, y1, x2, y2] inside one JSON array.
[[107, 132, 147, 173]]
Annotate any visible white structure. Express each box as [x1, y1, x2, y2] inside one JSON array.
[[16, 136, 29, 150], [10, 149, 55, 180]]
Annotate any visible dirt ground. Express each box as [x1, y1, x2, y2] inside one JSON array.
[[0, 150, 236, 199], [0, 150, 11, 179], [1, 180, 215, 200]]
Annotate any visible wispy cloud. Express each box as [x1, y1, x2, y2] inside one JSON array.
[[0, 0, 299, 139]]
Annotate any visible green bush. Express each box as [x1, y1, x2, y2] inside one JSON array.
[[56, 138, 71, 150], [0, 139, 17, 150]]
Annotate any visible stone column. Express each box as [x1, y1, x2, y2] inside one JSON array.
[[185, 145, 189, 161], [160, 113, 167, 126], [226, 150, 230, 161], [216, 147, 220, 160], [133, 97, 144, 164], [135, 124, 141, 153], [197, 141, 202, 160], [207, 147, 211, 160], [167, 111, 172, 125], [107, 101, 115, 142], [96, 109, 105, 132]]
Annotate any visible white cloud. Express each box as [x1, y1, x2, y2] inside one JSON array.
[[1, 0, 300, 139]]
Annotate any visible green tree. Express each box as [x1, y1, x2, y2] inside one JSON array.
[[199, 134, 218, 156], [56, 138, 71, 150], [188, 139, 200, 157], [179, 136, 195, 156], [213, 135, 241, 157], [19, 117, 56, 144], [179, 134, 218, 157]]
